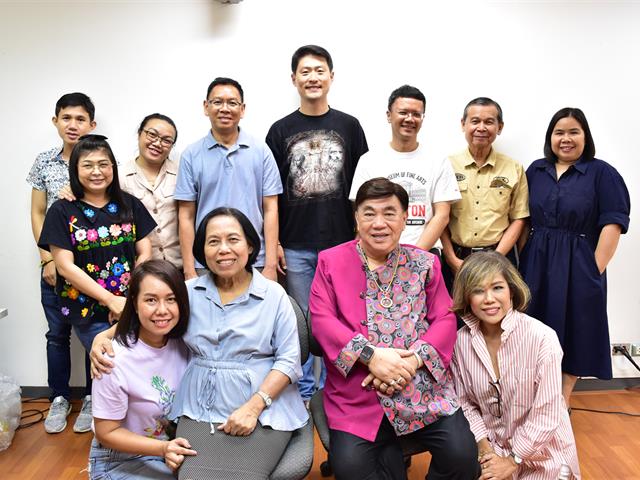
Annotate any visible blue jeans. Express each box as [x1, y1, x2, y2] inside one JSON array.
[[89, 438, 175, 479], [41, 277, 109, 400], [284, 248, 326, 400]]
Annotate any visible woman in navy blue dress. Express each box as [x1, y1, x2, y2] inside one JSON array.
[[519, 108, 630, 407]]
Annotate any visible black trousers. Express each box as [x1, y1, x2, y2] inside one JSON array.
[[329, 409, 480, 480]]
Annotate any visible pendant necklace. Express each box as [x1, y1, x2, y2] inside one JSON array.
[[357, 242, 400, 309]]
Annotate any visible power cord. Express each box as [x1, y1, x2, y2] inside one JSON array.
[[612, 345, 640, 373], [570, 345, 640, 417], [17, 397, 50, 429]]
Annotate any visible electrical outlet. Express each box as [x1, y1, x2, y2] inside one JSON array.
[[611, 343, 631, 355], [630, 344, 640, 356]]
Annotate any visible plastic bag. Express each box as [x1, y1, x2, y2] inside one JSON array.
[[0, 374, 21, 452]]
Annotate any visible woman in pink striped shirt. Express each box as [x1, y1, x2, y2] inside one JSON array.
[[451, 251, 580, 480]]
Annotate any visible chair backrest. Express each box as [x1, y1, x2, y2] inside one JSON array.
[[289, 295, 309, 365], [307, 312, 324, 358]]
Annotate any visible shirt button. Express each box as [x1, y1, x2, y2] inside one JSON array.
[[474, 233, 478, 236], [159, 247, 164, 252], [360, 319, 367, 325], [156, 228, 161, 233], [476, 185, 480, 189], [359, 292, 366, 299], [475, 201, 479, 205], [153, 209, 158, 214], [475, 217, 478, 220]]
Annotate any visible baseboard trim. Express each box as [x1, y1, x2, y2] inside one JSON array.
[[574, 377, 640, 391], [21, 386, 88, 400]]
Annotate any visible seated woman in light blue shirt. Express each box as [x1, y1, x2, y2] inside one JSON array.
[[169, 206, 308, 478], [91, 206, 308, 479]]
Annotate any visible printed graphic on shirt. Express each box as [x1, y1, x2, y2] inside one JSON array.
[[387, 171, 429, 226], [144, 375, 176, 439], [286, 129, 345, 203]]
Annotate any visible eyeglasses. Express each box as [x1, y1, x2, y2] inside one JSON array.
[[206, 99, 242, 110], [488, 380, 503, 418], [143, 129, 175, 148], [393, 110, 425, 120], [79, 161, 112, 172]]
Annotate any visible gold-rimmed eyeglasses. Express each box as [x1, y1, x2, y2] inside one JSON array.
[[143, 129, 175, 148]]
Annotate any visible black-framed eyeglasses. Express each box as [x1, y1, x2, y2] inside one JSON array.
[[488, 379, 503, 418], [392, 110, 425, 120], [143, 129, 175, 147]]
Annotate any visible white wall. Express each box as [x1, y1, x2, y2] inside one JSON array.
[[1, 0, 638, 385]]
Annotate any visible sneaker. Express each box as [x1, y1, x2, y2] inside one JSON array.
[[73, 395, 92, 433], [44, 396, 71, 433]]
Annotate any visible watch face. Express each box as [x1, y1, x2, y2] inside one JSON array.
[[361, 345, 374, 363]]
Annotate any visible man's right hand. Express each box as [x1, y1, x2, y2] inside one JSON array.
[[42, 261, 57, 287], [446, 255, 464, 273]]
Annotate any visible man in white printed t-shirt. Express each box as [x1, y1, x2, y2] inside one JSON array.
[[349, 85, 460, 253]]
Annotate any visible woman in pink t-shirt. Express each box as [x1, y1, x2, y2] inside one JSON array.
[[451, 251, 580, 480], [89, 259, 196, 479]]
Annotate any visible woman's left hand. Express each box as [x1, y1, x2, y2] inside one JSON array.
[[478, 452, 518, 480], [217, 403, 262, 436]]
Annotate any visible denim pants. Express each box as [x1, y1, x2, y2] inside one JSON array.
[[89, 438, 176, 479], [284, 247, 326, 400], [41, 277, 109, 400]]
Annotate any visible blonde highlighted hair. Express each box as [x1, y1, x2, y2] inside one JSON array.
[[451, 251, 530, 317]]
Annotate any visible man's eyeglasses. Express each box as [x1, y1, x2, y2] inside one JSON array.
[[393, 110, 425, 120], [206, 99, 242, 110], [143, 129, 175, 148], [488, 380, 503, 418]]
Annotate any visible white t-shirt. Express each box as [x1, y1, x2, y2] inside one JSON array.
[[92, 337, 189, 439], [349, 144, 461, 246]]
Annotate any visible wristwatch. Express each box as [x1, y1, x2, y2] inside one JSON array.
[[360, 344, 376, 365], [256, 390, 272, 408], [510, 452, 523, 465]]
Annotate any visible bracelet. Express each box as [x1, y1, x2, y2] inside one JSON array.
[[40, 259, 53, 268], [413, 351, 423, 368]]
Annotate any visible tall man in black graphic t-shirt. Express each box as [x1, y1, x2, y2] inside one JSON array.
[[266, 45, 368, 402]]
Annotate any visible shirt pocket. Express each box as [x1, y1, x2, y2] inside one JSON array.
[[488, 185, 512, 214], [512, 367, 537, 420]]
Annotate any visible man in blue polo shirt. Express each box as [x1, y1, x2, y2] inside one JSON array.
[[176, 77, 282, 281]]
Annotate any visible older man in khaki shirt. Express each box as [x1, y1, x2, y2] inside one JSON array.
[[441, 97, 529, 289]]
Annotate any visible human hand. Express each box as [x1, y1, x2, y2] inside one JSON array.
[[261, 265, 277, 282], [90, 331, 115, 379], [184, 268, 198, 281], [106, 295, 126, 322], [42, 261, 57, 287], [479, 452, 518, 480], [217, 402, 261, 436], [163, 437, 197, 471], [447, 255, 464, 273], [277, 245, 287, 276], [367, 348, 415, 389], [58, 184, 76, 202]]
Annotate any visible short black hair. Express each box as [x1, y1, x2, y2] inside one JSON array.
[[206, 77, 244, 102], [291, 45, 333, 73], [138, 113, 178, 144], [543, 107, 596, 162], [193, 207, 260, 272], [55, 92, 95, 121], [462, 97, 503, 124], [355, 177, 409, 212], [115, 259, 190, 347], [68, 134, 131, 221], [387, 85, 426, 112]]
